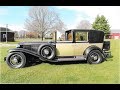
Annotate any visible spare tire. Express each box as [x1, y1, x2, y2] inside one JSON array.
[[38, 44, 55, 61]]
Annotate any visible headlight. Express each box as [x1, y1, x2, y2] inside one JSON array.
[[16, 44, 20, 48]]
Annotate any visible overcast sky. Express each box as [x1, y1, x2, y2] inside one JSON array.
[[0, 6, 119, 31]]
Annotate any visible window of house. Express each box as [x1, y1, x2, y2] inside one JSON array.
[[75, 31, 88, 42], [3, 34, 6, 39]]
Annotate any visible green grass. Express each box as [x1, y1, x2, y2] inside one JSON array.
[[0, 38, 52, 44], [0, 39, 120, 84]]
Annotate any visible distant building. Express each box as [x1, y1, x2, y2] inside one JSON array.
[[18, 30, 27, 38], [110, 30, 120, 39], [51, 29, 65, 41], [56, 29, 65, 40], [0, 27, 14, 42]]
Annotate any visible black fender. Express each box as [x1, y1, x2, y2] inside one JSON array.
[[83, 45, 105, 59], [8, 48, 40, 58], [37, 43, 56, 55]]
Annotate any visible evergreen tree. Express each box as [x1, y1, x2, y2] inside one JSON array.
[[92, 15, 110, 34]]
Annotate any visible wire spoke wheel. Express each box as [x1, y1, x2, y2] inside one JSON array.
[[87, 50, 103, 64], [90, 52, 100, 62], [10, 54, 23, 66], [6, 52, 26, 68]]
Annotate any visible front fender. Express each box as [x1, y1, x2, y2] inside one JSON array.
[[8, 48, 40, 58]]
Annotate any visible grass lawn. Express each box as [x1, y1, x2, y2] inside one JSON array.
[[0, 38, 52, 44], [0, 39, 120, 84]]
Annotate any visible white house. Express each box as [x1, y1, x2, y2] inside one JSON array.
[[56, 30, 64, 40], [51, 29, 65, 41]]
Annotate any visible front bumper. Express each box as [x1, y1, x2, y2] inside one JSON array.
[[4, 57, 6, 61]]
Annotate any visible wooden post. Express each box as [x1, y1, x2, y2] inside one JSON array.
[[6, 24, 8, 43], [55, 31, 57, 43]]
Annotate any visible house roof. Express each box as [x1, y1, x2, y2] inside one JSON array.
[[0, 27, 14, 32], [111, 29, 120, 33]]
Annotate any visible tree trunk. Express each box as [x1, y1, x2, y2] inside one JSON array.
[[41, 32, 43, 41]]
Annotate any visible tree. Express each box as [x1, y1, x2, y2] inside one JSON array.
[[92, 15, 110, 33], [18, 30, 26, 38], [14, 31, 19, 38], [52, 19, 67, 31], [76, 20, 91, 40], [51, 19, 67, 40], [76, 20, 91, 29], [25, 6, 61, 41], [26, 31, 39, 38]]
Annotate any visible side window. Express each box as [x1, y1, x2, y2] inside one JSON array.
[[68, 32, 72, 41], [66, 31, 73, 41], [75, 32, 88, 42]]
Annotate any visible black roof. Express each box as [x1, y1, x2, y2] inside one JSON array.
[[0, 27, 14, 32], [65, 29, 104, 33]]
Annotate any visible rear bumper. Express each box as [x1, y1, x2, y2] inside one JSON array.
[[103, 50, 111, 58]]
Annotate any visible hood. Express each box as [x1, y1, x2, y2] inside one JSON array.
[[18, 41, 55, 45]]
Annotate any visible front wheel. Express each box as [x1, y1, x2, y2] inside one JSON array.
[[6, 52, 26, 68], [87, 50, 104, 64]]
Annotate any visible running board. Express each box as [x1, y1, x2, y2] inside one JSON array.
[[50, 56, 86, 62]]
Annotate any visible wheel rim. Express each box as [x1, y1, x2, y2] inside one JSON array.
[[9, 54, 23, 67], [90, 52, 100, 62], [40, 46, 54, 59]]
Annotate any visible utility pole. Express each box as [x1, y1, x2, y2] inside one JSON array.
[[0, 27, 2, 42], [6, 24, 8, 43]]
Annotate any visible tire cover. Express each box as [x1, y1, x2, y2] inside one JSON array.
[[37, 44, 55, 61]]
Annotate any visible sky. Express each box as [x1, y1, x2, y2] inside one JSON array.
[[0, 6, 120, 31]]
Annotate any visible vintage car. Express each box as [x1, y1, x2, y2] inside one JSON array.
[[4, 29, 111, 68]]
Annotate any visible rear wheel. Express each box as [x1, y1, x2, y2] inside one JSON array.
[[6, 52, 26, 68], [87, 50, 104, 64]]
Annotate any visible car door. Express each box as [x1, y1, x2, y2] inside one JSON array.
[[74, 31, 89, 56], [56, 41, 75, 56]]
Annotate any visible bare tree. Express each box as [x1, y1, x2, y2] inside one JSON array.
[[52, 19, 67, 32], [25, 6, 60, 41], [76, 20, 92, 29]]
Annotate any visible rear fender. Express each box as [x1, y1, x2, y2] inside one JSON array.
[[83, 45, 105, 59]]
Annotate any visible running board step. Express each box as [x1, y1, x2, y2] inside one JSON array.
[[55, 56, 86, 62]]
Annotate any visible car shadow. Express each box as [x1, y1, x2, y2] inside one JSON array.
[[25, 59, 87, 68], [25, 55, 114, 68], [105, 55, 114, 61], [48, 60, 87, 65], [25, 59, 42, 67]]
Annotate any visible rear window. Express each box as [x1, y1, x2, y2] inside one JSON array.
[[88, 30, 104, 43]]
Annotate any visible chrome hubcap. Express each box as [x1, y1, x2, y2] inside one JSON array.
[[90, 52, 100, 62], [91, 55, 98, 61], [13, 57, 18, 64], [44, 49, 49, 55], [41, 46, 54, 59], [10, 54, 22, 66]]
